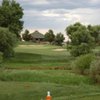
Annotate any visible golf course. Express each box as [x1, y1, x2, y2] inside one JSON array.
[[0, 0, 100, 100], [0, 43, 100, 100]]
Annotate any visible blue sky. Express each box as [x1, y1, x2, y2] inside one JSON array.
[[1, 0, 100, 35]]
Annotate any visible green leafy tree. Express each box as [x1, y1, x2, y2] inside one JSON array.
[[88, 25, 100, 44], [65, 22, 94, 56], [0, 0, 23, 38], [45, 29, 55, 44], [22, 29, 30, 41], [54, 33, 65, 46], [66, 22, 84, 37], [0, 27, 17, 58]]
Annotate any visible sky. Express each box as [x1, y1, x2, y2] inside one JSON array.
[[0, 0, 100, 38]]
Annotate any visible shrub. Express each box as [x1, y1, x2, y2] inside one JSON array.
[[90, 57, 100, 83], [72, 54, 94, 75], [70, 43, 92, 57], [0, 52, 3, 63], [0, 27, 17, 58]]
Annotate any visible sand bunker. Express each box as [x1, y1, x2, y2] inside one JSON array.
[[53, 49, 66, 51]]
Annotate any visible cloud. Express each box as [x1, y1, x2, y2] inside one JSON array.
[[24, 8, 100, 22], [15, 0, 100, 12], [90, 0, 100, 4]]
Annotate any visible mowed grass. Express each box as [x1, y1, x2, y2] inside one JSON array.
[[0, 43, 100, 100], [2, 44, 72, 69], [0, 82, 100, 100]]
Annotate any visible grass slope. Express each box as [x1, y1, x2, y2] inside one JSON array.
[[3, 44, 72, 69], [0, 82, 100, 100], [0, 70, 92, 85], [0, 43, 100, 100]]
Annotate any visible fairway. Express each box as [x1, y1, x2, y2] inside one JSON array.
[[0, 82, 100, 100], [3, 44, 71, 69], [0, 44, 100, 100]]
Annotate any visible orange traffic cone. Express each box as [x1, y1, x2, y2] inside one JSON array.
[[46, 91, 52, 100]]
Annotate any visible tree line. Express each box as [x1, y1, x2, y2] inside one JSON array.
[[22, 29, 65, 46]]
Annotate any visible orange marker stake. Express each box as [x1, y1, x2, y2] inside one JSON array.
[[46, 91, 52, 100]]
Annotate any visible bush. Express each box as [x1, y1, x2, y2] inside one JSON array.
[[90, 57, 100, 83], [0, 27, 17, 58], [0, 52, 3, 63], [72, 54, 94, 75], [70, 43, 92, 57]]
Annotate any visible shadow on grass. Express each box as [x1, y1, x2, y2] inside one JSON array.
[[4, 53, 42, 63], [4, 52, 72, 64]]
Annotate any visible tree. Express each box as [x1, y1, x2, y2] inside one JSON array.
[[0, 27, 17, 58], [66, 22, 84, 37], [65, 22, 94, 56], [0, 0, 23, 38], [44, 29, 55, 44], [88, 25, 100, 44], [22, 29, 30, 41], [54, 33, 65, 46]]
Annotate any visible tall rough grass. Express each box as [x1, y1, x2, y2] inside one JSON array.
[[0, 70, 93, 85]]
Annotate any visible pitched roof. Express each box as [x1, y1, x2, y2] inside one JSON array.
[[31, 31, 44, 39]]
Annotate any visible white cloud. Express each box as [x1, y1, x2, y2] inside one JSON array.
[[69, 8, 100, 25], [24, 8, 100, 24], [17, 0, 49, 5], [32, 0, 49, 5], [28, 28, 48, 34], [90, 0, 100, 4], [23, 8, 100, 33], [42, 10, 60, 17]]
